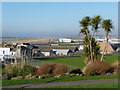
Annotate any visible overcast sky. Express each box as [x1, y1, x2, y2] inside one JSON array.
[[2, 2, 118, 37]]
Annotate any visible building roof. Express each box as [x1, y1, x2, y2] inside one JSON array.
[[37, 46, 75, 52], [59, 38, 71, 40], [97, 42, 114, 52], [111, 43, 120, 51], [52, 49, 70, 53]]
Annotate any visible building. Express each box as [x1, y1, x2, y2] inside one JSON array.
[[97, 42, 114, 54], [41, 52, 50, 56], [96, 38, 106, 42], [50, 49, 73, 56], [74, 46, 84, 52], [0, 48, 10, 61], [96, 38, 120, 44], [109, 39, 120, 44], [33, 50, 50, 57], [58, 38, 71, 43]]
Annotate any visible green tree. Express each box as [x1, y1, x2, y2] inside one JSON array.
[[79, 16, 94, 62], [91, 15, 101, 60], [101, 19, 113, 61], [79, 16, 101, 63], [91, 15, 101, 37]]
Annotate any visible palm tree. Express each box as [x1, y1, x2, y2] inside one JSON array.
[[79, 16, 91, 35], [91, 15, 101, 37], [91, 15, 101, 60], [79, 16, 94, 62], [101, 19, 113, 61]]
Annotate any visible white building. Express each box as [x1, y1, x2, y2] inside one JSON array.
[[34, 51, 50, 57], [51, 49, 73, 56], [59, 38, 71, 43], [74, 46, 84, 52], [109, 39, 120, 44], [41, 52, 50, 56], [96, 38, 120, 44], [0, 48, 10, 61], [96, 38, 106, 42]]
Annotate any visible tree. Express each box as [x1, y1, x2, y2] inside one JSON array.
[[79, 16, 113, 63], [79, 16, 101, 62], [91, 15, 101, 38], [91, 16, 101, 60], [101, 19, 113, 61], [79, 16, 94, 62]]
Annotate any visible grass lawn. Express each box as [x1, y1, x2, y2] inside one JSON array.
[[38, 82, 119, 88], [32, 55, 119, 69], [2, 55, 119, 86], [2, 75, 118, 86], [32, 56, 86, 69]]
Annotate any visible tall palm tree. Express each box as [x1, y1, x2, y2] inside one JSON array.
[[101, 19, 113, 61], [79, 16, 94, 62], [91, 15, 101, 60]]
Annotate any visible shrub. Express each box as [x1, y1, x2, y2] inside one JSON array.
[[2, 64, 14, 79], [11, 76, 23, 80], [35, 63, 53, 75], [1, 74, 8, 80], [35, 63, 68, 76], [69, 68, 83, 75], [52, 64, 68, 76], [112, 60, 120, 75], [21, 64, 37, 76], [82, 60, 111, 76], [2, 63, 36, 79], [2, 63, 5, 69]]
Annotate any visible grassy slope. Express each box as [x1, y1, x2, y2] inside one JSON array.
[[39, 82, 119, 88], [2, 75, 118, 86]]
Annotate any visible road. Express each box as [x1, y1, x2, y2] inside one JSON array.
[[2, 78, 119, 88]]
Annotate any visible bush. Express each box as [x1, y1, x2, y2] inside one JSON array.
[[35, 63, 54, 75], [21, 64, 36, 76], [2, 63, 36, 80], [82, 60, 111, 76], [11, 76, 23, 80], [35, 63, 68, 76], [69, 68, 83, 75], [52, 64, 68, 76], [1, 74, 8, 80], [112, 60, 120, 75]]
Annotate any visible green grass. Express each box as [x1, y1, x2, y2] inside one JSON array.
[[2, 55, 119, 86], [32, 55, 119, 69], [105, 55, 119, 64], [38, 82, 119, 88], [2, 75, 118, 86], [40, 56, 86, 69]]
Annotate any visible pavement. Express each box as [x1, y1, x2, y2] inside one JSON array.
[[2, 78, 119, 88]]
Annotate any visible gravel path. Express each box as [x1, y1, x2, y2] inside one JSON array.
[[2, 78, 119, 88]]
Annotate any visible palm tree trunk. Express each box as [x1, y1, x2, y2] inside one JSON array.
[[91, 30, 97, 61], [90, 40, 93, 62], [85, 29, 93, 62]]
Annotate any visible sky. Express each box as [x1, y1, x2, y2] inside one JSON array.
[[2, 2, 118, 38]]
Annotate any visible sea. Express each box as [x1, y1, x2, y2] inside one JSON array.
[[0, 37, 25, 38]]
